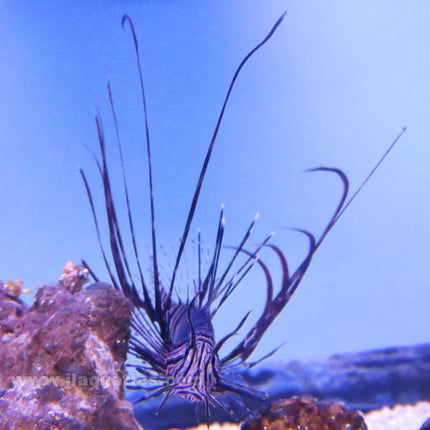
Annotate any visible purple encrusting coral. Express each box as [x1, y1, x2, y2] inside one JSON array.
[[0, 264, 141, 430]]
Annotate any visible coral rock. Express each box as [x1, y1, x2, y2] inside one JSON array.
[[58, 261, 89, 293], [0, 279, 141, 430], [241, 395, 367, 430]]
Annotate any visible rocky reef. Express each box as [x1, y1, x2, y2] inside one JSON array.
[[246, 342, 430, 411], [0, 263, 141, 430], [241, 396, 367, 430]]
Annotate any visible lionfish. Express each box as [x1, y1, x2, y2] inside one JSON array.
[[80, 12, 404, 424]]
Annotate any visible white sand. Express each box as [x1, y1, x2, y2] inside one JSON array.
[[364, 401, 430, 430]]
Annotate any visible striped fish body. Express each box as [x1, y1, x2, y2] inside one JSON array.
[[81, 12, 404, 423], [166, 305, 220, 402]]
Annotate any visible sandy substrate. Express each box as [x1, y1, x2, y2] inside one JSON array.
[[174, 401, 430, 430], [364, 401, 430, 430]]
